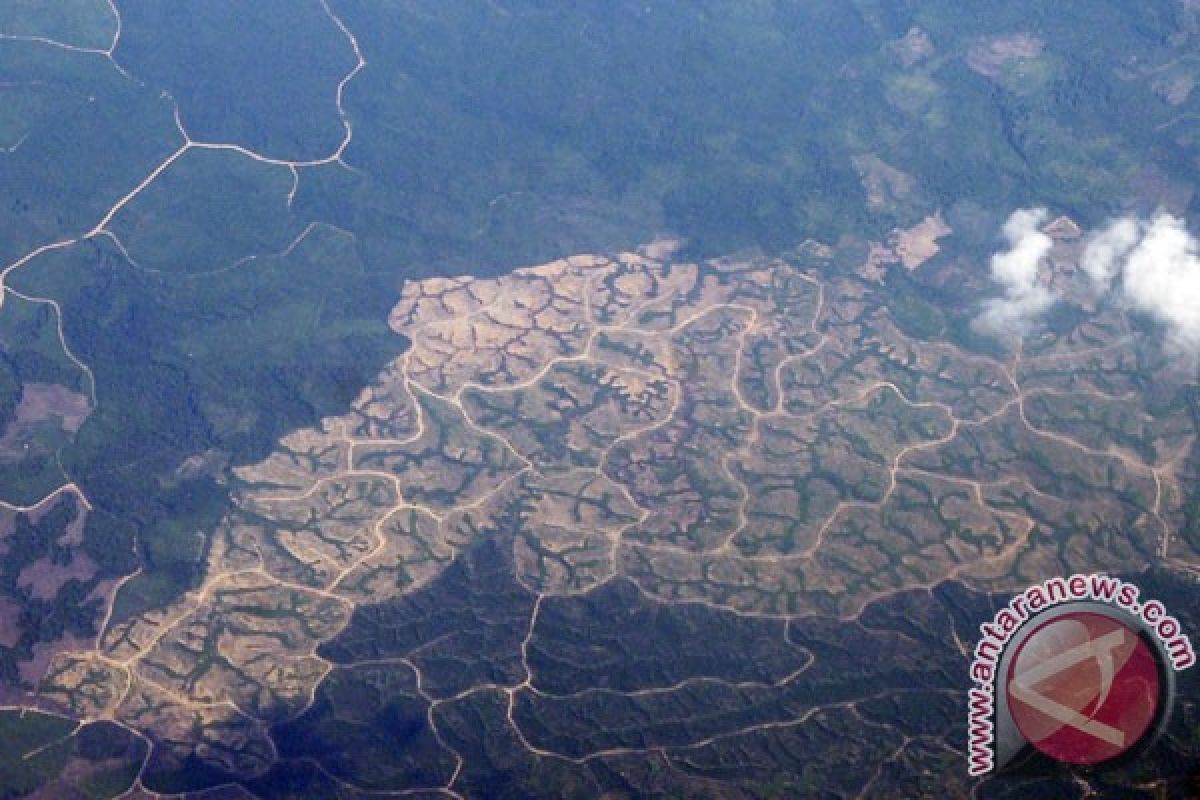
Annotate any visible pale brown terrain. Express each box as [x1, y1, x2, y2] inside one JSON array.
[[36, 228, 1200, 785], [966, 33, 1044, 79], [892, 212, 951, 271], [0, 383, 90, 462], [852, 154, 916, 211]]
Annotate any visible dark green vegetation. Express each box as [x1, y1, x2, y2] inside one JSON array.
[[14, 228, 403, 625], [0, 1, 114, 49], [327, 0, 1197, 259], [105, 149, 300, 275], [272, 664, 458, 791], [117, 0, 355, 159], [270, 548, 1200, 799], [319, 537, 537, 699], [0, 296, 84, 396], [0, 293, 90, 504], [0, 357, 16, 433], [0, 496, 118, 689], [0, 712, 145, 799], [0, 42, 179, 270]]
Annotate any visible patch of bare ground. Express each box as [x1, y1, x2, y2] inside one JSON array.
[[966, 33, 1044, 78]]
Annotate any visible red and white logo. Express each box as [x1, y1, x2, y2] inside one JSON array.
[[1005, 611, 1161, 765], [966, 575, 1193, 777]]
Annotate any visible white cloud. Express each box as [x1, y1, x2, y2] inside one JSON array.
[[987, 210, 1200, 354], [1118, 214, 1200, 352], [1081, 216, 1139, 289], [975, 208, 1057, 336]]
